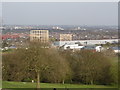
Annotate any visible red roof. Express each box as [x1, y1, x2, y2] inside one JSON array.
[[2, 34, 20, 40]]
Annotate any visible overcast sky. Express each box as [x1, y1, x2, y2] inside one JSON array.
[[2, 2, 118, 26]]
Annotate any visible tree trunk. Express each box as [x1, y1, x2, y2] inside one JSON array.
[[36, 71, 40, 89], [62, 79, 65, 84], [90, 80, 93, 85]]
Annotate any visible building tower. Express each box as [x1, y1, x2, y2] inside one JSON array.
[[30, 30, 49, 43]]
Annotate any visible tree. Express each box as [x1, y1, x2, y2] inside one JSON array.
[[2, 49, 28, 81], [73, 50, 112, 85], [23, 42, 52, 88], [39, 48, 72, 84], [24, 42, 71, 87], [2, 42, 116, 86]]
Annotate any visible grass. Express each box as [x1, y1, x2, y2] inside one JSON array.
[[2, 81, 117, 89]]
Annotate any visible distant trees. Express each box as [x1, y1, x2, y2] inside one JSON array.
[[2, 42, 118, 88]]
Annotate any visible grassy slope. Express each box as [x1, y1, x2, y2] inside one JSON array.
[[2, 81, 117, 89]]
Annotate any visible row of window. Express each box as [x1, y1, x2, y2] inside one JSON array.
[[32, 30, 48, 34], [32, 37, 48, 39]]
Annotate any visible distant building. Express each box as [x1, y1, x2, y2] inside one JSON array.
[[60, 34, 72, 41], [54, 39, 118, 46], [59, 43, 103, 52], [2, 34, 20, 40], [111, 47, 120, 53], [52, 26, 64, 30], [74, 27, 81, 30], [83, 45, 103, 52], [30, 30, 49, 43], [63, 44, 84, 50]]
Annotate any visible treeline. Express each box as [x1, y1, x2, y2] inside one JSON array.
[[2, 42, 118, 87]]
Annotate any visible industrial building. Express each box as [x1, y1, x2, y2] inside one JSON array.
[[54, 39, 118, 46]]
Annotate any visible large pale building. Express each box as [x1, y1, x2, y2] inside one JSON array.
[[60, 34, 72, 41], [30, 30, 49, 43]]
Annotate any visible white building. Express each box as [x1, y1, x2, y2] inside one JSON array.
[[63, 44, 84, 50], [95, 46, 104, 52], [54, 39, 118, 46], [112, 47, 120, 53], [62, 44, 104, 52]]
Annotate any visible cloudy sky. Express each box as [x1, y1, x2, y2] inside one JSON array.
[[2, 2, 118, 25]]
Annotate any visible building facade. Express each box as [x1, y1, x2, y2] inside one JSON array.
[[60, 34, 72, 41], [30, 30, 49, 43]]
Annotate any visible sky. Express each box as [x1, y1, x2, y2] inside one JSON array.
[[2, 2, 118, 26], [1, 0, 119, 2]]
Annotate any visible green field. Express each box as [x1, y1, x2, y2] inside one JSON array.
[[2, 81, 117, 89]]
